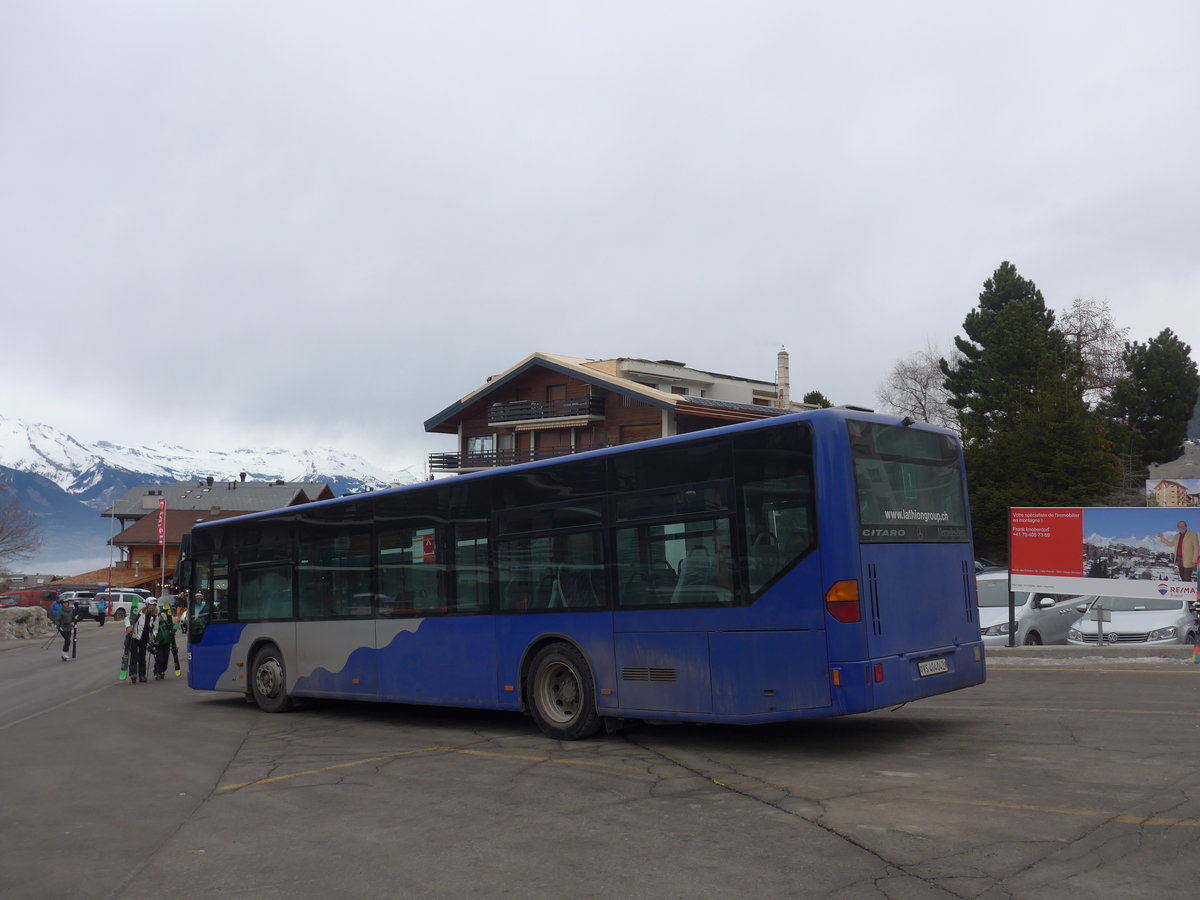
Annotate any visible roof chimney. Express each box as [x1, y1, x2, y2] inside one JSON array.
[[776, 346, 790, 409]]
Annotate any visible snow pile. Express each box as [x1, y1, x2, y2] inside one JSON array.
[[0, 607, 56, 640]]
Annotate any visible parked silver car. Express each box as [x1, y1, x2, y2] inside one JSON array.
[[976, 570, 1082, 646], [1067, 595, 1200, 646]]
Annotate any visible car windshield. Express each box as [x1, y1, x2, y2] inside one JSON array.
[[1089, 596, 1183, 612]]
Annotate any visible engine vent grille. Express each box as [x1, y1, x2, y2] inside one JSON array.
[[621, 667, 677, 683]]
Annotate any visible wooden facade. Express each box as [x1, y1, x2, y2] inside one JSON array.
[[426, 353, 791, 474]]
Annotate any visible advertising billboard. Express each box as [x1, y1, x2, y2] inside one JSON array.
[[1010, 507, 1198, 601]]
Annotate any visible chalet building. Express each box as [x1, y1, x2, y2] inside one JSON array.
[[91, 478, 335, 592], [424, 350, 811, 474]]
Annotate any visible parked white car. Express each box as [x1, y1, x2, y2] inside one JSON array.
[[94, 591, 147, 622], [976, 570, 1083, 646], [1067, 595, 1200, 646]]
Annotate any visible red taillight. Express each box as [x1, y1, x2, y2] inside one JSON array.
[[873, 663, 884, 683], [825, 580, 861, 623]]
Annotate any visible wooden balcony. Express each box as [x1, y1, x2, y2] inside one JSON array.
[[428, 445, 603, 473], [486, 396, 605, 425]]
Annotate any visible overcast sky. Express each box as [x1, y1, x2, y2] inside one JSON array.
[[3, 2, 1197, 474]]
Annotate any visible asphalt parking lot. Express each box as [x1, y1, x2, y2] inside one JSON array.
[[3, 627, 1199, 899]]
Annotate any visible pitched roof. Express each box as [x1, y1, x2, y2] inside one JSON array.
[[111, 508, 251, 547], [106, 481, 334, 518], [424, 351, 782, 433], [675, 395, 790, 420], [51, 567, 157, 591]]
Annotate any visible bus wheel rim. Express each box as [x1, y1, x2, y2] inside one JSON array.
[[256, 657, 283, 698], [537, 661, 580, 724]]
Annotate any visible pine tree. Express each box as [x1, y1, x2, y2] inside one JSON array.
[[942, 262, 1119, 553], [1101, 328, 1200, 467]]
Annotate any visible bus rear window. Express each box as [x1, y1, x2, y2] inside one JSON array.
[[848, 420, 968, 543]]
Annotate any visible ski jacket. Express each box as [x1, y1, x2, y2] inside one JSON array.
[[55, 606, 73, 631], [127, 610, 159, 642]]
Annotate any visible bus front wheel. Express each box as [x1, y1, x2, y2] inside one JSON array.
[[527, 643, 602, 740], [251, 644, 294, 713]]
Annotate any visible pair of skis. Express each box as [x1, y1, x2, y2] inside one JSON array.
[[51, 620, 77, 659], [119, 635, 181, 680]]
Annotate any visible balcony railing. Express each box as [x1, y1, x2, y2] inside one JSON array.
[[428, 445, 605, 472], [486, 396, 605, 425]]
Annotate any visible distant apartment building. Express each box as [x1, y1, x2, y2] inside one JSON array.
[[1150, 479, 1199, 508]]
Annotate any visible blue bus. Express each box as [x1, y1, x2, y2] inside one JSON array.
[[180, 409, 985, 739]]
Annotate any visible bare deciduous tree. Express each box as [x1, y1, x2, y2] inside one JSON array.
[[876, 340, 959, 432], [0, 480, 42, 567], [1057, 297, 1129, 402]]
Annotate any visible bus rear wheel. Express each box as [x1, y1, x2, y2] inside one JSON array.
[[251, 643, 294, 713], [527, 643, 601, 740]]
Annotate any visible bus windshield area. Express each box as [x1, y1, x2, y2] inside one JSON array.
[[849, 420, 968, 543]]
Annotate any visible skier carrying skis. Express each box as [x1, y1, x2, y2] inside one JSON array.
[[55, 601, 75, 661], [152, 602, 180, 679], [125, 596, 159, 684]]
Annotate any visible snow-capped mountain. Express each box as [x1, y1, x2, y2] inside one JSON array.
[[1084, 532, 1164, 553], [0, 414, 424, 575], [0, 414, 420, 508]]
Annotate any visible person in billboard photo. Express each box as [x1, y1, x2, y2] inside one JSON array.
[[1156, 520, 1199, 582]]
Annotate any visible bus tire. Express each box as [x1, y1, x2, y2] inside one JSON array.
[[250, 643, 294, 713], [527, 643, 601, 740]]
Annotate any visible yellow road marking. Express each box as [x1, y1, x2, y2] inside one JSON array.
[[929, 797, 1200, 828], [0, 683, 113, 731], [218, 747, 1200, 829], [932, 703, 1200, 718], [217, 746, 630, 792], [991, 666, 1200, 674]]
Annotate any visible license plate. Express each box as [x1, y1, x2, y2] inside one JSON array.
[[917, 658, 949, 677]]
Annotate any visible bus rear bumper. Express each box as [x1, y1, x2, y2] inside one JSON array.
[[838, 640, 986, 712]]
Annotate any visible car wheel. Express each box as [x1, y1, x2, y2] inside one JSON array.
[[114, 609, 126, 622], [1023, 632, 1042, 646]]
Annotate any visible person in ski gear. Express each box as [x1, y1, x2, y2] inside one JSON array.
[[125, 596, 159, 684], [95, 596, 107, 627], [55, 601, 74, 661], [152, 601, 179, 679]]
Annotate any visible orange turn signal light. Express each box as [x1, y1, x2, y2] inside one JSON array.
[[825, 580, 861, 623]]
